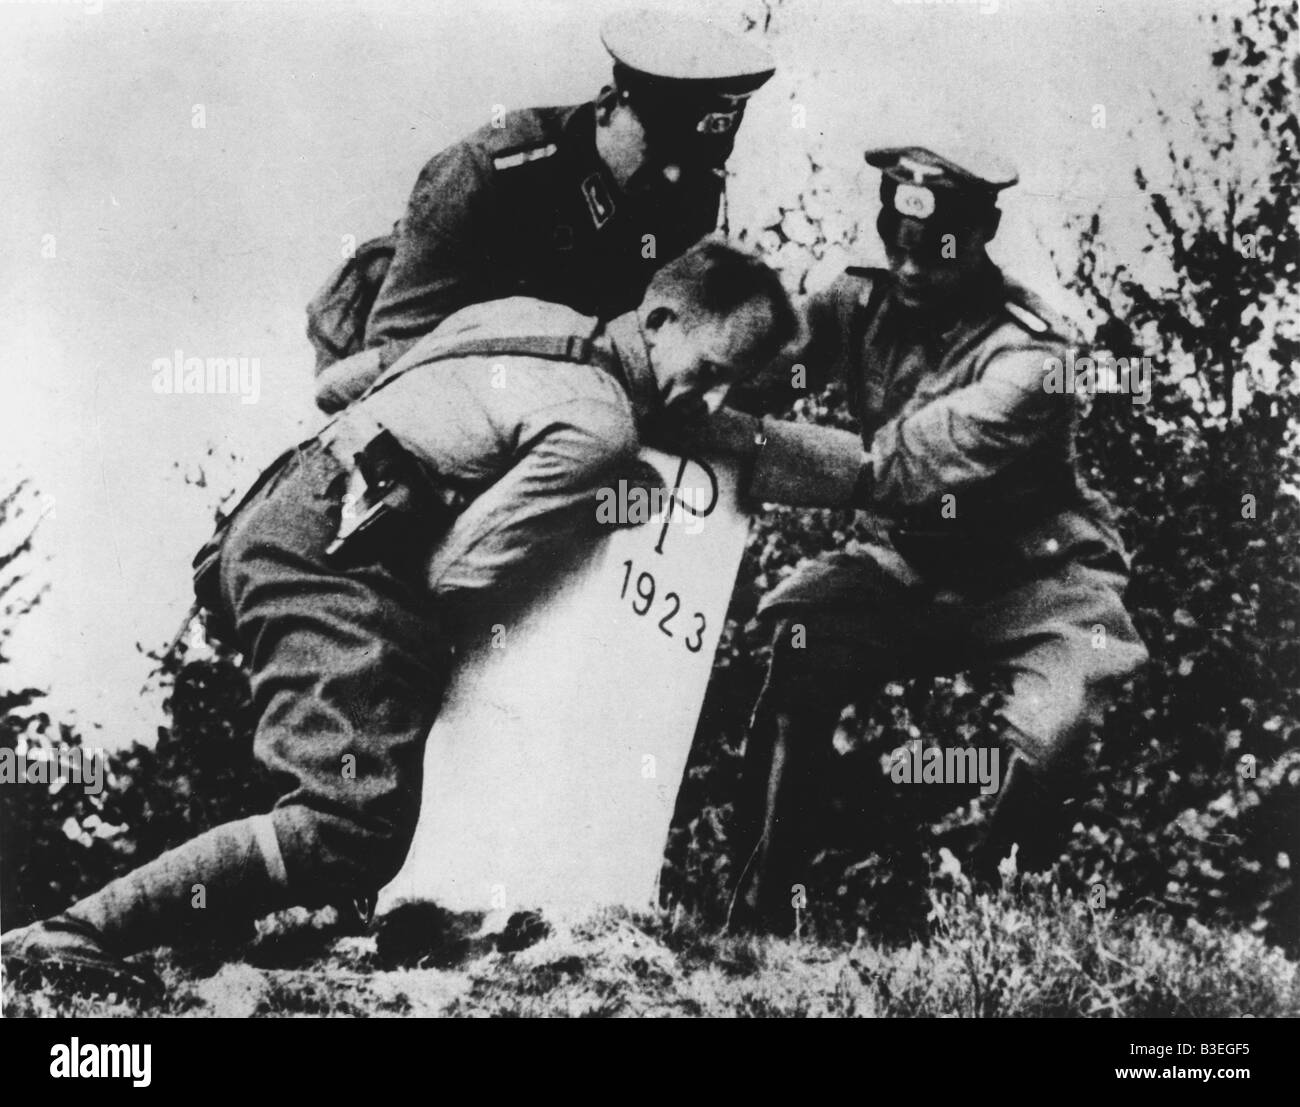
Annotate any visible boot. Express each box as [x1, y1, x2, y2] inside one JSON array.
[[2, 815, 288, 1000], [971, 747, 1072, 885], [2, 915, 165, 1002], [729, 704, 837, 935]]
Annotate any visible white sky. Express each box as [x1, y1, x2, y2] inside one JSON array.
[[0, 0, 1229, 746]]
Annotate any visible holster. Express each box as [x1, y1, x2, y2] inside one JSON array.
[[324, 429, 456, 569]]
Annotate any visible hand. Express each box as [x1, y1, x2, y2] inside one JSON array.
[[641, 398, 713, 458]]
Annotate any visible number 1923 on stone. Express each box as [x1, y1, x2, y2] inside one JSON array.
[[619, 559, 707, 653]]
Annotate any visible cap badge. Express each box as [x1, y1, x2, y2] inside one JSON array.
[[696, 109, 739, 136], [894, 183, 936, 220]]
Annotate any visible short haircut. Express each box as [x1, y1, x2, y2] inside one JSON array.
[[644, 239, 797, 353]]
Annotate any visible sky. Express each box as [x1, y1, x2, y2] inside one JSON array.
[[0, 0, 1230, 747]]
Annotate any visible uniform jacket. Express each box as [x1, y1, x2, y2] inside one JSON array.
[[758, 264, 1128, 603], [363, 103, 722, 374], [331, 297, 649, 601]]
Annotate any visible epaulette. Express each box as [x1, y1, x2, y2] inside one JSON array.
[[480, 105, 568, 172], [492, 143, 558, 172], [1003, 299, 1050, 334], [1001, 278, 1073, 341]]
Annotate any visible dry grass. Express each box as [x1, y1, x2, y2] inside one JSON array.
[[5, 876, 1298, 1018]]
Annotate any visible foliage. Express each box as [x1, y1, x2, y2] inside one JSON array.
[[0, 481, 277, 930], [665, 0, 1300, 954]]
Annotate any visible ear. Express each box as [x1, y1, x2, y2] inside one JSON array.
[[644, 305, 677, 333], [595, 84, 619, 126]]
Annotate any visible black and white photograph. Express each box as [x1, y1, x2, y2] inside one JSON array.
[[0, 0, 1296, 1039]]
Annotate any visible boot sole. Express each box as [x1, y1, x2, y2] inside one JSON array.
[[3, 951, 165, 1006]]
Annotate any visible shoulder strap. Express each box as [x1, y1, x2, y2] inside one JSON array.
[[362, 324, 618, 401], [491, 142, 560, 172], [483, 106, 569, 171], [1000, 276, 1073, 341]]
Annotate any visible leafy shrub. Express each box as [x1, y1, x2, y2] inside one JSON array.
[[665, 0, 1300, 955]]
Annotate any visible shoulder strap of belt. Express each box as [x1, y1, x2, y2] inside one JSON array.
[[362, 324, 622, 401]]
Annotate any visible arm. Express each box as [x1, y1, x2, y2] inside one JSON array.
[[315, 348, 384, 414], [862, 337, 1065, 510], [705, 408, 866, 508], [364, 141, 497, 371], [424, 400, 639, 599], [695, 334, 1064, 512]]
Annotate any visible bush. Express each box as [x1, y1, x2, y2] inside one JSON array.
[[664, 0, 1300, 955]]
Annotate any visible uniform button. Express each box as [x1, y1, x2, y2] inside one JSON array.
[[1045, 538, 1060, 554]]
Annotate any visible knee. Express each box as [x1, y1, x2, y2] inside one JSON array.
[[1086, 615, 1149, 679], [757, 613, 875, 718], [270, 803, 416, 900], [999, 666, 1092, 774], [1001, 617, 1148, 772]]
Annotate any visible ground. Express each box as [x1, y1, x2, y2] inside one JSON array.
[[5, 873, 1298, 1018]]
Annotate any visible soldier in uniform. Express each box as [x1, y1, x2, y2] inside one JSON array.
[[312, 10, 776, 412], [695, 146, 1148, 932], [3, 241, 797, 997]]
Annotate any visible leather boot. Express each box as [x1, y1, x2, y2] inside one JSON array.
[[2, 815, 289, 1000], [729, 703, 838, 935], [971, 746, 1072, 885]]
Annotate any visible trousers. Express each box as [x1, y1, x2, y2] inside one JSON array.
[[215, 439, 450, 901], [754, 544, 1148, 770]]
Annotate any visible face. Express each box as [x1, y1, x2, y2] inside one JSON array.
[[881, 215, 990, 312], [645, 298, 776, 416], [597, 98, 732, 210]]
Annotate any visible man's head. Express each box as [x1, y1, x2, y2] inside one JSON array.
[[635, 239, 797, 417], [865, 146, 1018, 312], [595, 11, 775, 208]]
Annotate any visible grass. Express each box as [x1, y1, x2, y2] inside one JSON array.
[[5, 871, 1298, 1018]]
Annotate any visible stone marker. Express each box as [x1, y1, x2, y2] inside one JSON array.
[[377, 449, 750, 919]]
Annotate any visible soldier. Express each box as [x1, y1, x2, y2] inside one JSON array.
[[311, 9, 776, 412], [3, 241, 797, 998], [696, 145, 1148, 932]]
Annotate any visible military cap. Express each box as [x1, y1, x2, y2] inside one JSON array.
[[866, 145, 1018, 226], [602, 10, 775, 144]]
